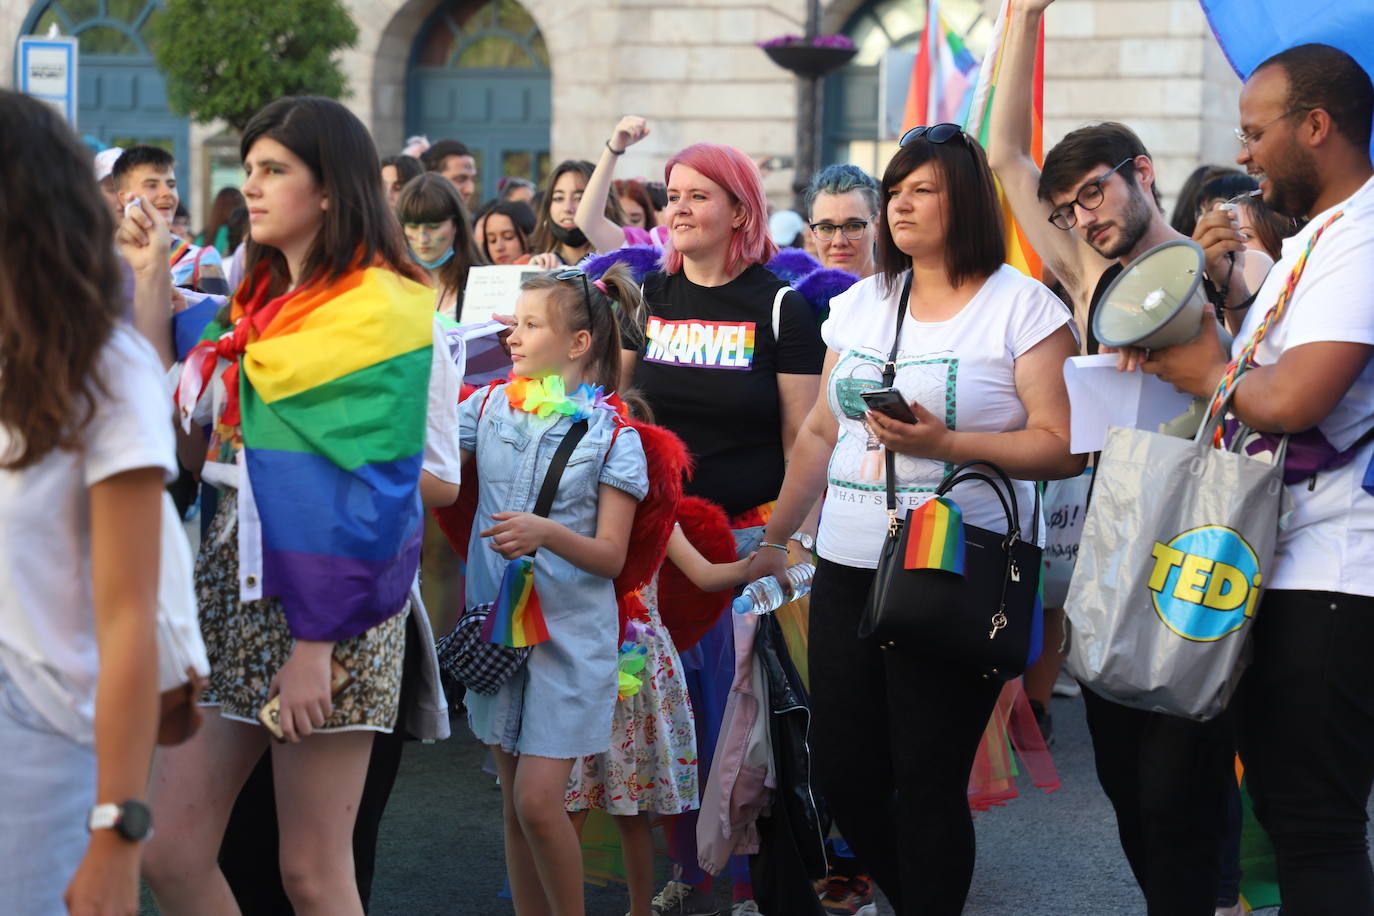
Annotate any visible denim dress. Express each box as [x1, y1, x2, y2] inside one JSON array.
[[459, 387, 648, 758]]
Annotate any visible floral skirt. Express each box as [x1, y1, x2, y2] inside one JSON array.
[[566, 600, 699, 816], [196, 489, 407, 732]]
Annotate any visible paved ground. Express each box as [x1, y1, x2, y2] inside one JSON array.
[[362, 689, 1277, 916], [143, 685, 1362, 914]]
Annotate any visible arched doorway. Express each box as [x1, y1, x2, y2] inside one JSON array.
[[822, 0, 991, 175], [22, 0, 189, 169], [406, 0, 551, 204]]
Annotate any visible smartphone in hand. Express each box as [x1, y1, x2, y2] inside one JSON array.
[[861, 387, 918, 424], [258, 658, 354, 741]]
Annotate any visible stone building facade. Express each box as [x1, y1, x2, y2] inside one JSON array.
[[2, 0, 1242, 224]]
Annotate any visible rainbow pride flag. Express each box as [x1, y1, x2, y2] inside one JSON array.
[[481, 555, 552, 647], [904, 496, 967, 575], [905, 0, 980, 130], [963, 0, 1044, 281], [185, 265, 435, 641]]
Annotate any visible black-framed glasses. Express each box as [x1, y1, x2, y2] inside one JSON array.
[[899, 123, 967, 147], [1234, 107, 1312, 149], [809, 219, 871, 241], [555, 267, 593, 317], [1047, 158, 1133, 230]]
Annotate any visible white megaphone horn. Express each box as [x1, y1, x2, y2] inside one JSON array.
[[1092, 239, 1209, 350]]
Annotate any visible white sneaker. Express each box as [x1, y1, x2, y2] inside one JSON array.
[[1052, 671, 1082, 698], [731, 902, 763, 916], [651, 879, 720, 916]]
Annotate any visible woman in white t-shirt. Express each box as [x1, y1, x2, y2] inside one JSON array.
[[0, 91, 175, 916], [748, 126, 1083, 915]]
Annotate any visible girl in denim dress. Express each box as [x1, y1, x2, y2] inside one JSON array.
[[458, 264, 648, 915]]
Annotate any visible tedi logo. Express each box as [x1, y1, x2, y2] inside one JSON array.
[[1147, 526, 1261, 642]]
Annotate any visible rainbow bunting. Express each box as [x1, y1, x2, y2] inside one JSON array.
[[481, 555, 552, 648], [180, 264, 435, 641], [904, 496, 967, 575], [963, 0, 1044, 281]]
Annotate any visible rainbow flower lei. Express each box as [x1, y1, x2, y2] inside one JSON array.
[[507, 374, 616, 421]]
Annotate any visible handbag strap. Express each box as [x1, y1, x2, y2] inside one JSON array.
[[526, 419, 590, 553], [883, 272, 915, 521]]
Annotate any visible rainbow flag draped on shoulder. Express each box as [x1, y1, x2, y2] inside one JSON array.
[[178, 264, 435, 641]]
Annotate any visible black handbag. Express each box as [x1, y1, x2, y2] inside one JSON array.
[[435, 417, 589, 695], [856, 275, 1041, 680]]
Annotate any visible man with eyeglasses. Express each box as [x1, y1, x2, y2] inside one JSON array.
[[985, 3, 1235, 915], [1139, 43, 1374, 914]]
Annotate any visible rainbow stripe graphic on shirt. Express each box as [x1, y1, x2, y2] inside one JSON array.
[[643, 317, 756, 370], [904, 496, 966, 575], [480, 555, 552, 647]]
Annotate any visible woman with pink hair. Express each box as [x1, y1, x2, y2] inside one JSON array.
[[619, 138, 825, 916]]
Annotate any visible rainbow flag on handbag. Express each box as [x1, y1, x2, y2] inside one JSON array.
[[181, 264, 435, 641], [481, 555, 552, 647], [904, 496, 967, 575]]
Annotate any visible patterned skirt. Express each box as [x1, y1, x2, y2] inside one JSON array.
[[196, 489, 407, 732], [565, 593, 699, 816]]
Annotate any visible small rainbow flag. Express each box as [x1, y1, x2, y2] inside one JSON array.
[[481, 555, 552, 647], [904, 496, 967, 575]]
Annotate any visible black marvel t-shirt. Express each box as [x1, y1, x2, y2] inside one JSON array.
[[627, 265, 825, 516]]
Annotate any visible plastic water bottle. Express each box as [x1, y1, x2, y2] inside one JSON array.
[[732, 563, 816, 615]]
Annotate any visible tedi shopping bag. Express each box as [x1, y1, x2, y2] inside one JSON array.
[[1064, 394, 1286, 721]]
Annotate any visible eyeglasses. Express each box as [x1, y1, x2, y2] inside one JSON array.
[[555, 267, 593, 318], [1047, 158, 1133, 231], [899, 123, 967, 147], [809, 219, 871, 241], [1234, 107, 1312, 149]]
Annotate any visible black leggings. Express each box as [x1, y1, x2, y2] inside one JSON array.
[[808, 557, 1003, 915]]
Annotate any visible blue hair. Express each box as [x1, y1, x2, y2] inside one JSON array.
[[803, 164, 880, 219]]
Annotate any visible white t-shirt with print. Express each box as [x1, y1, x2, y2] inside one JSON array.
[[1231, 174, 1374, 598], [817, 265, 1070, 569], [0, 326, 177, 745]]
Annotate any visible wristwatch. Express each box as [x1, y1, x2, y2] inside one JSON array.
[[88, 800, 153, 841], [790, 531, 816, 551]]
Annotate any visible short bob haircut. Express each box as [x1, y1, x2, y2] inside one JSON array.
[[239, 96, 422, 297], [875, 130, 1005, 293], [804, 163, 880, 220], [661, 143, 776, 276]]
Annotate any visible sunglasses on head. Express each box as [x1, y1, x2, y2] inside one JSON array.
[[899, 123, 968, 147], [555, 267, 594, 318]]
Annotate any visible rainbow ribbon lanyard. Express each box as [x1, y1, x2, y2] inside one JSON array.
[[1206, 209, 1345, 446]]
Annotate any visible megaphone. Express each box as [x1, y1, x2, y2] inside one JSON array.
[[1092, 239, 1208, 350]]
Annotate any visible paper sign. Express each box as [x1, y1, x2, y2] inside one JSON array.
[[1063, 355, 1196, 454], [462, 265, 541, 325]]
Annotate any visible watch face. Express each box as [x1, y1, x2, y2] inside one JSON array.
[[117, 800, 152, 841]]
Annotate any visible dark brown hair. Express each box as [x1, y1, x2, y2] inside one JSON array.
[[1038, 122, 1163, 208], [1169, 164, 1243, 236], [0, 91, 123, 468], [201, 186, 246, 252], [519, 262, 645, 392], [238, 96, 424, 297], [395, 173, 485, 307], [876, 131, 1005, 293], [530, 160, 626, 257], [614, 179, 658, 229], [480, 200, 537, 262]]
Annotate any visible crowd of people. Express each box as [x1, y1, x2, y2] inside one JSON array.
[[2, 2, 1374, 913]]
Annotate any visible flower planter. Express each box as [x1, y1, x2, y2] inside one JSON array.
[[762, 44, 858, 79]]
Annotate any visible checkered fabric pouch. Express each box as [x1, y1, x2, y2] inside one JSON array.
[[435, 603, 531, 696]]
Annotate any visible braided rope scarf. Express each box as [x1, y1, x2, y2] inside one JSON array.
[[1206, 209, 1345, 445]]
